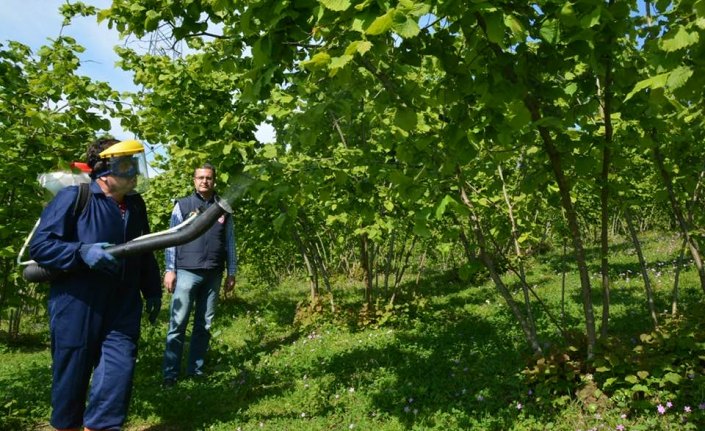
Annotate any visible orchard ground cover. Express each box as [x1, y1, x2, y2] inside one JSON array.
[[1, 231, 704, 430]]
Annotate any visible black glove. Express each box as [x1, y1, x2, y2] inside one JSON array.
[[145, 297, 161, 324]]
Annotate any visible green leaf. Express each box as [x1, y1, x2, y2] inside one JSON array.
[[539, 19, 559, 44], [664, 372, 682, 384], [301, 52, 331, 70], [345, 40, 373, 56], [394, 17, 420, 38], [624, 72, 669, 101], [560, 2, 577, 26], [320, 0, 351, 11], [394, 107, 417, 131], [696, 0, 705, 18], [666, 66, 693, 90], [145, 10, 161, 32], [413, 219, 431, 237], [506, 100, 531, 129], [603, 377, 617, 387], [660, 26, 700, 52], [631, 384, 650, 393], [579, 7, 601, 28], [484, 12, 505, 46], [273, 213, 287, 232], [564, 82, 577, 96], [330, 54, 354, 70], [504, 14, 526, 41], [366, 10, 394, 35], [262, 144, 278, 159], [435, 195, 456, 219], [252, 37, 271, 68]]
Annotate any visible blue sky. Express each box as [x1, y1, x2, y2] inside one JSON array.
[[0, 0, 275, 143]]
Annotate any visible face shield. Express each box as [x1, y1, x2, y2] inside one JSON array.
[[98, 140, 151, 192], [107, 155, 141, 178]]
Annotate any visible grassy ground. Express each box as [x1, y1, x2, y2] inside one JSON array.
[[2, 232, 705, 430]]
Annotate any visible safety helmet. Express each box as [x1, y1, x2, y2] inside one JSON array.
[[97, 139, 148, 179], [99, 139, 144, 158]]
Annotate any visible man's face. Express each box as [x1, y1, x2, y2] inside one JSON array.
[[104, 174, 137, 195], [193, 168, 215, 195]]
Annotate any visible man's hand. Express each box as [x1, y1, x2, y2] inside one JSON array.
[[223, 275, 236, 297], [163, 271, 176, 294], [145, 297, 161, 324], [79, 242, 119, 274]]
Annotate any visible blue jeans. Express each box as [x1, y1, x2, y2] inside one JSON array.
[[163, 268, 222, 380]]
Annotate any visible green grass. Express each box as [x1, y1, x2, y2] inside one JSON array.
[[2, 231, 705, 430]]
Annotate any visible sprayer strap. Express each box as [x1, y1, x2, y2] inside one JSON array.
[[73, 182, 91, 217]]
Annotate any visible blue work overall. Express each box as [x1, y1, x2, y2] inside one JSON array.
[[30, 181, 160, 430]]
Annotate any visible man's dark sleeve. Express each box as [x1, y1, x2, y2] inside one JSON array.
[[29, 186, 84, 270]]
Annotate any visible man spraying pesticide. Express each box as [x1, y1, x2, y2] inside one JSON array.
[[22, 138, 244, 431], [23, 138, 162, 431]]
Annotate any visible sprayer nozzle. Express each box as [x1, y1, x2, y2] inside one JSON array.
[[215, 196, 233, 214]]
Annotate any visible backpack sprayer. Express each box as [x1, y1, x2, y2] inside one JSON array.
[[18, 140, 251, 283]]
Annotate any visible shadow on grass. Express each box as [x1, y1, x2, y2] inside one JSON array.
[[126, 287, 306, 430]]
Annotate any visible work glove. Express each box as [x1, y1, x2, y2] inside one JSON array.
[[79, 242, 118, 274], [145, 297, 162, 324]]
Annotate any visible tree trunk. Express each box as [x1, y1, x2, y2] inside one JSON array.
[[458, 173, 542, 355], [383, 231, 395, 295], [359, 234, 373, 305], [672, 237, 687, 315], [293, 229, 318, 302], [415, 249, 427, 287], [561, 238, 567, 330], [597, 52, 614, 339], [524, 96, 597, 360], [624, 207, 658, 328], [497, 165, 540, 344]]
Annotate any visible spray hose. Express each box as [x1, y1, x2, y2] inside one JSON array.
[[22, 196, 233, 283]]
